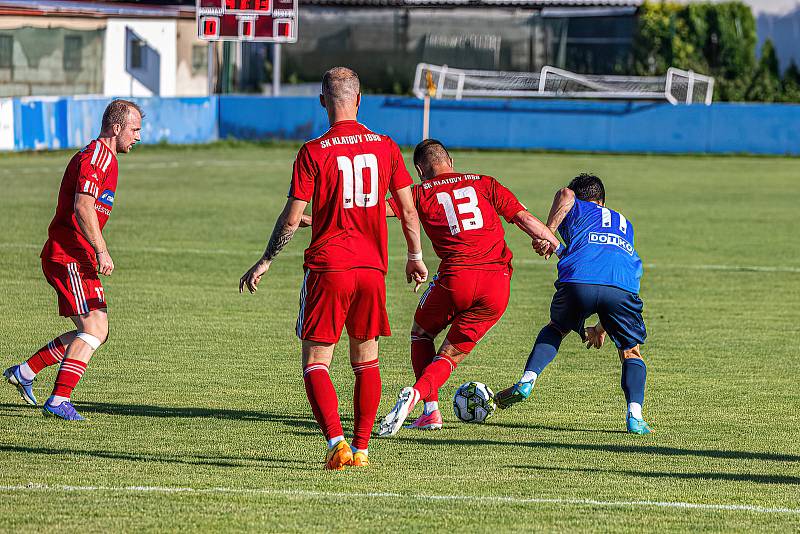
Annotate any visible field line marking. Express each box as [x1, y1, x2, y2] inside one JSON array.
[[0, 160, 282, 175], [0, 484, 798, 515], [2, 242, 799, 273]]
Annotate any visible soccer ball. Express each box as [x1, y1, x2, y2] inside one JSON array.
[[453, 381, 496, 423]]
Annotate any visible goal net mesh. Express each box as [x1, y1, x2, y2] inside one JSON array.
[[414, 64, 714, 105]]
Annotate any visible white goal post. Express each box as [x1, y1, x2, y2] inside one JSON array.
[[413, 63, 715, 106]]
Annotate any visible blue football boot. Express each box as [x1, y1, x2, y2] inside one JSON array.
[[42, 400, 85, 421], [626, 414, 652, 435], [495, 381, 533, 410], [3, 365, 37, 406]]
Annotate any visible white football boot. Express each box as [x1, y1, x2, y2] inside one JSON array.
[[378, 387, 420, 437]]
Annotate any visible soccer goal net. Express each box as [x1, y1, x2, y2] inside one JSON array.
[[413, 63, 715, 106]]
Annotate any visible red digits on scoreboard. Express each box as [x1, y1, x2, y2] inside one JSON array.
[[240, 19, 254, 39], [201, 17, 219, 38], [224, 0, 269, 11]]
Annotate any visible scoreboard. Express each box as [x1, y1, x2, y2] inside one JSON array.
[[197, 0, 298, 42]]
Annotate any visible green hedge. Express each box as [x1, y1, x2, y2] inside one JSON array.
[[633, 1, 798, 103]]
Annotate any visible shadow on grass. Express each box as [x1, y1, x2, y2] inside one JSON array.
[[0, 401, 321, 434], [77, 401, 319, 431], [0, 443, 311, 470], [510, 464, 800, 485], [401, 436, 800, 463], [0, 403, 39, 419], [487, 420, 626, 435]]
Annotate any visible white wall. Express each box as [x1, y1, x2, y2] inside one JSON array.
[[0, 99, 14, 150], [104, 19, 177, 97], [176, 19, 211, 96]]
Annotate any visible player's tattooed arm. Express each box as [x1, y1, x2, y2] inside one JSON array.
[[261, 198, 308, 261], [546, 188, 576, 233], [241, 198, 307, 294], [263, 219, 296, 261]]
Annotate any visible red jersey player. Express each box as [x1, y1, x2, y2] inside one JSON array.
[[378, 139, 560, 436], [240, 67, 427, 470], [3, 100, 143, 421]]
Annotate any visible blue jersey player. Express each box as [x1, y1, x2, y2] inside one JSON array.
[[496, 174, 652, 434]]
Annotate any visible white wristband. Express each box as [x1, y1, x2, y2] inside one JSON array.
[[555, 243, 565, 258], [407, 251, 423, 261]]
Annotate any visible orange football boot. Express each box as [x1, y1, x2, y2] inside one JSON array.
[[324, 440, 353, 471], [351, 451, 369, 467]]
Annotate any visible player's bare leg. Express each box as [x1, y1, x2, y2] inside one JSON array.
[[619, 345, 651, 434], [301, 340, 353, 470], [349, 336, 380, 466], [496, 322, 569, 409], [380, 341, 467, 437], [42, 309, 108, 421], [4, 331, 77, 406]]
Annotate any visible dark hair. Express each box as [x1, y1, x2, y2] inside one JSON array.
[[413, 138, 451, 168], [102, 99, 144, 131], [568, 173, 605, 203], [321, 67, 360, 103]]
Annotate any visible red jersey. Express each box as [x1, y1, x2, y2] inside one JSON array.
[[405, 173, 525, 274], [289, 120, 413, 273], [41, 139, 119, 266]]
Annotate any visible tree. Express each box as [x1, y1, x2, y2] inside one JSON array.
[[745, 39, 782, 102], [705, 1, 757, 101], [633, 2, 703, 76], [782, 61, 800, 103], [633, 3, 671, 75], [632, 1, 758, 102]]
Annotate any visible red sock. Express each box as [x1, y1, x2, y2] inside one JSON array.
[[26, 337, 67, 374], [351, 359, 380, 451], [51, 358, 88, 399], [303, 363, 343, 442], [411, 336, 438, 402], [414, 354, 457, 401]]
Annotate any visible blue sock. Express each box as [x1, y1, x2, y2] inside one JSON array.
[[523, 325, 563, 376], [621, 358, 646, 407]]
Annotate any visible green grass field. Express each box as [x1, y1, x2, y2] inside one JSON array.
[[0, 144, 798, 532]]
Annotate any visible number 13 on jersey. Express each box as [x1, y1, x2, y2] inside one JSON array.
[[436, 186, 484, 235]]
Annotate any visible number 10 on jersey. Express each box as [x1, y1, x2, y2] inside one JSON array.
[[338, 154, 379, 208]]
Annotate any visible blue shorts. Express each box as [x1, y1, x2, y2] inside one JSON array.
[[550, 282, 646, 350]]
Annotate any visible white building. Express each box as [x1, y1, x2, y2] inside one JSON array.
[[0, 0, 212, 97]]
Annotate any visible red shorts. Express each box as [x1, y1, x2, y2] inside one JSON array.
[[42, 259, 106, 317], [415, 267, 511, 354], [296, 268, 390, 344]]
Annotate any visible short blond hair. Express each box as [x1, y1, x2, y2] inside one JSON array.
[[322, 67, 360, 103], [102, 99, 144, 130]]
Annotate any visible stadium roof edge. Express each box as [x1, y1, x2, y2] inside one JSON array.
[[0, 0, 643, 15], [0, 0, 195, 18], [299, 0, 642, 6]]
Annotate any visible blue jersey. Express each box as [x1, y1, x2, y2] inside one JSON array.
[[556, 199, 643, 294]]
